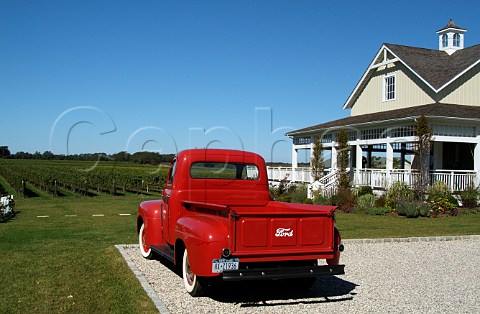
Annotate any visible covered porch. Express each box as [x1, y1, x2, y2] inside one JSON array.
[[273, 104, 480, 193], [267, 166, 477, 192]]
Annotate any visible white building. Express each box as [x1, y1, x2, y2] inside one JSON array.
[[269, 20, 480, 193]]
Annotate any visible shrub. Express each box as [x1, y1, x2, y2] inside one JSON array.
[[270, 183, 308, 204], [304, 198, 313, 205], [356, 186, 373, 197], [366, 207, 391, 216], [276, 194, 291, 202], [356, 194, 376, 212], [330, 188, 356, 212], [426, 181, 458, 215], [396, 201, 421, 218], [290, 185, 308, 204], [375, 194, 387, 207], [460, 185, 480, 208], [269, 185, 277, 198], [270, 181, 291, 202], [428, 195, 457, 215], [418, 202, 431, 217], [386, 182, 413, 209], [312, 191, 329, 205], [427, 181, 451, 199]]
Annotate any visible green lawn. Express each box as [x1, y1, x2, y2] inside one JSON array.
[[0, 195, 479, 313], [0, 195, 159, 313], [336, 210, 480, 239]]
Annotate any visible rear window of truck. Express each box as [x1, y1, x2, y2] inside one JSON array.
[[190, 162, 259, 180]]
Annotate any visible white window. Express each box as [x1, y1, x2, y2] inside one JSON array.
[[383, 73, 396, 101], [453, 33, 460, 47], [442, 34, 448, 47]]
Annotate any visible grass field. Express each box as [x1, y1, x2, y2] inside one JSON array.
[[1, 193, 479, 312], [0, 195, 159, 313]]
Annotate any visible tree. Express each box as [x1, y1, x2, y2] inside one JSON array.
[[414, 114, 432, 199], [311, 135, 325, 181], [0, 146, 11, 158], [112, 151, 131, 162], [336, 129, 350, 189], [42, 151, 54, 160]]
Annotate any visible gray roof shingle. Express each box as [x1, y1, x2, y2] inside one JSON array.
[[385, 43, 480, 90], [286, 103, 480, 136]]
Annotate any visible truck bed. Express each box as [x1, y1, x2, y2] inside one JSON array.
[[229, 201, 337, 262]]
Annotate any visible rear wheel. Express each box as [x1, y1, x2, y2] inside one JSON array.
[[138, 223, 152, 259], [182, 249, 206, 296]]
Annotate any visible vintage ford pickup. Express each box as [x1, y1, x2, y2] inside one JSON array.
[[137, 149, 344, 296]]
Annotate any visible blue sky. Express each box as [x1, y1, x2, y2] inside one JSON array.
[[1, 0, 479, 162]]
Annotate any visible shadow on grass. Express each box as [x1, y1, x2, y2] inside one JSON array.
[[154, 255, 357, 307], [23, 187, 40, 198]]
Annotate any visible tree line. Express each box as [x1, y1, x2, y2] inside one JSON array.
[[0, 146, 175, 165]]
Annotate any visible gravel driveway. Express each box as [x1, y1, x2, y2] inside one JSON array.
[[121, 237, 479, 313]]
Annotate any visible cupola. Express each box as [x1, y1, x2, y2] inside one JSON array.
[[436, 19, 467, 55]]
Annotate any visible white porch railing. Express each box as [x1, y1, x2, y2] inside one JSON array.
[[353, 169, 477, 191], [266, 167, 314, 183], [430, 170, 477, 192], [267, 166, 478, 192], [355, 169, 388, 188]]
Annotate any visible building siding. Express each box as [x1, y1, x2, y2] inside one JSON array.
[[352, 63, 435, 116], [440, 63, 480, 105]]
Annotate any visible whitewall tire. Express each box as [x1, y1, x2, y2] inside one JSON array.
[[182, 249, 206, 296], [139, 223, 152, 259]]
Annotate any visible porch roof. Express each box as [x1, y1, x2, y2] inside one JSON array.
[[286, 103, 480, 136]]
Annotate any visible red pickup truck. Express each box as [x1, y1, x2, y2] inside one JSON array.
[[137, 149, 344, 296]]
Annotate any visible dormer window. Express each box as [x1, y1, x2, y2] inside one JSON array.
[[453, 33, 460, 47], [383, 73, 396, 101], [442, 34, 448, 47]]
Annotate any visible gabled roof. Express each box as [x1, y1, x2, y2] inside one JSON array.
[[343, 43, 480, 109], [286, 103, 480, 136]]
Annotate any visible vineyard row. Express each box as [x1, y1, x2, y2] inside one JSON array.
[[0, 160, 170, 197]]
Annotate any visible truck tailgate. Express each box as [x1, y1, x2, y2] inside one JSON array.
[[231, 202, 337, 260]]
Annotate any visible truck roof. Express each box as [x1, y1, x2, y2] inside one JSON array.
[[176, 149, 265, 164]]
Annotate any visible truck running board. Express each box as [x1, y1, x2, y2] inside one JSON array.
[[150, 244, 175, 263], [222, 264, 345, 281]]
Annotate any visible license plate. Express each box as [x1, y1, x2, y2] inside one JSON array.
[[212, 258, 239, 273]]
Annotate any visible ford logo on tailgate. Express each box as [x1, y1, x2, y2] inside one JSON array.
[[275, 228, 294, 237]]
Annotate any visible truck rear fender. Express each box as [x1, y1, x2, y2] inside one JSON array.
[[137, 200, 163, 246], [175, 215, 229, 277], [327, 227, 343, 266]]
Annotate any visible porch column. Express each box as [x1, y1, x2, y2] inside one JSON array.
[[475, 134, 480, 185], [309, 143, 315, 183], [386, 140, 394, 186], [291, 146, 298, 182], [331, 142, 337, 170], [356, 144, 363, 187]]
